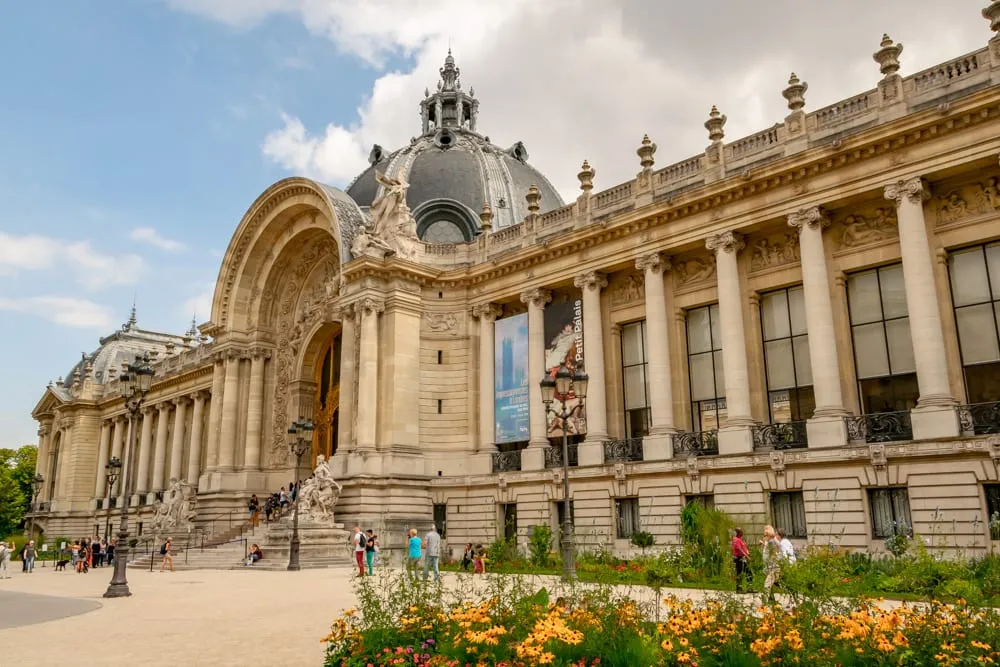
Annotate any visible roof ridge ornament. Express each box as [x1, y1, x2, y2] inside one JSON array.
[[420, 50, 478, 135]]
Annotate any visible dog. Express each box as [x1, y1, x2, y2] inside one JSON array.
[[54, 559, 69, 571]]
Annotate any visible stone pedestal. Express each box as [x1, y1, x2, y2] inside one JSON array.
[[806, 415, 849, 448], [578, 441, 604, 467], [259, 515, 353, 569], [521, 447, 544, 471], [718, 424, 754, 455], [911, 405, 961, 440], [642, 433, 674, 461]]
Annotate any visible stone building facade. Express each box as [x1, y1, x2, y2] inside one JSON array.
[[29, 4, 1000, 556]]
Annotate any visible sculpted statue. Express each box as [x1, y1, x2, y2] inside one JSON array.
[[149, 479, 195, 536], [371, 171, 412, 239], [295, 455, 343, 523], [347, 170, 420, 261]]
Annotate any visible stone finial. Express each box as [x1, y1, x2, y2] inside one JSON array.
[[526, 184, 541, 213], [705, 106, 726, 142], [783, 73, 808, 112], [479, 201, 493, 231], [873, 33, 903, 78], [637, 135, 656, 170], [578, 160, 595, 192], [166, 341, 176, 356], [56, 376, 64, 387], [985, 0, 1000, 33]]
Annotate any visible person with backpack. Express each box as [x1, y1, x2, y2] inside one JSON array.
[[159, 538, 174, 572]]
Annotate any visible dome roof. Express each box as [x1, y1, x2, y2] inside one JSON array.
[[61, 307, 195, 391], [346, 52, 563, 242]]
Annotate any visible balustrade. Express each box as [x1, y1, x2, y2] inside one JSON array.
[[752, 422, 808, 451], [544, 443, 579, 468], [958, 401, 1000, 436], [603, 438, 644, 463], [491, 450, 523, 473], [671, 431, 720, 456], [845, 411, 913, 443]]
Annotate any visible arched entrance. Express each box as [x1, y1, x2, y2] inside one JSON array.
[[312, 330, 342, 464]]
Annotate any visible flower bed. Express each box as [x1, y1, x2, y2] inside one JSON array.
[[324, 572, 1000, 666]]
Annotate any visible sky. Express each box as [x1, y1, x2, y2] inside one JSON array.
[[0, 0, 993, 448]]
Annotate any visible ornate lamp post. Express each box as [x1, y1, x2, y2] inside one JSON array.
[[104, 354, 154, 599], [286, 418, 314, 571], [26, 473, 44, 542], [540, 364, 588, 581], [103, 457, 122, 540]]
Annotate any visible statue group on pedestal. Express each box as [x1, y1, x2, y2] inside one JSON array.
[[351, 170, 420, 260], [149, 479, 196, 537], [296, 454, 343, 523]]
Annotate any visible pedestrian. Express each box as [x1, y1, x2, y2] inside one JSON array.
[[775, 527, 797, 564], [279, 487, 288, 511], [248, 493, 260, 528], [106, 539, 116, 566], [423, 524, 441, 584], [472, 544, 486, 574], [407, 528, 422, 578], [23, 540, 37, 573], [351, 526, 365, 577], [0, 541, 11, 578], [732, 527, 751, 593], [364, 529, 378, 576], [159, 538, 174, 572], [762, 525, 780, 600], [461, 542, 474, 571]]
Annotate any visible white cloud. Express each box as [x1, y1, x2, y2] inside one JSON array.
[[129, 226, 186, 252], [0, 232, 146, 289], [181, 282, 216, 324], [0, 296, 115, 329], [170, 0, 993, 199]]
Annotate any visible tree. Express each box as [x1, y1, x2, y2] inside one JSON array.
[[0, 445, 37, 538]]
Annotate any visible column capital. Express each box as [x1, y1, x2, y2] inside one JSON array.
[[635, 252, 671, 275], [675, 308, 688, 324], [141, 405, 156, 416], [884, 177, 930, 206], [250, 346, 272, 361], [157, 402, 172, 413], [748, 291, 761, 309], [171, 395, 191, 407], [37, 424, 50, 437], [519, 288, 552, 309], [573, 271, 608, 292], [331, 301, 355, 320], [610, 323, 622, 336], [787, 206, 830, 232], [471, 302, 503, 322], [705, 230, 745, 255], [357, 297, 385, 315]]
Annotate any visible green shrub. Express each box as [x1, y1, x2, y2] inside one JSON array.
[[679, 502, 734, 579], [528, 524, 553, 567], [630, 530, 655, 553], [487, 535, 519, 565]]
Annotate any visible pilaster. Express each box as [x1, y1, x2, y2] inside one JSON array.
[[520, 288, 552, 466], [574, 271, 609, 467]]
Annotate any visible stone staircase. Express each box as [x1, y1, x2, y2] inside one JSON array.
[[130, 538, 249, 571]]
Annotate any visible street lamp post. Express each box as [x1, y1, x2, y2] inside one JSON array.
[[286, 418, 314, 571], [26, 473, 44, 543], [540, 364, 588, 582], [104, 457, 122, 540], [104, 354, 155, 599]]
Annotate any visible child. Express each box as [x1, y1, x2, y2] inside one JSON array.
[[472, 544, 486, 574]]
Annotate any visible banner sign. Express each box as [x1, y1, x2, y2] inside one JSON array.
[[543, 298, 587, 437], [494, 313, 529, 444]]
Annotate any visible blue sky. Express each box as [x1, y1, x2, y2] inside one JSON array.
[[0, 0, 991, 448]]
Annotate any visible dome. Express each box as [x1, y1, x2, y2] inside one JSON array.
[[346, 52, 564, 243], [61, 307, 195, 391]]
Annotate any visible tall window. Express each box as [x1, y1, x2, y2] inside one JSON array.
[[684, 494, 715, 510], [868, 487, 912, 539], [948, 243, 1000, 403], [615, 497, 640, 539], [501, 503, 517, 540], [433, 503, 447, 538], [760, 287, 814, 422], [770, 492, 807, 539], [555, 500, 576, 528], [984, 485, 1000, 539], [847, 265, 919, 413], [621, 321, 651, 438], [687, 304, 726, 431]]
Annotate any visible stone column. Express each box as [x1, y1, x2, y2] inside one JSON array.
[[520, 288, 552, 471], [35, 425, 50, 493], [151, 402, 171, 491], [94, 420, 112, 499], [134, 407, 155, 496], [336, 304, 357, 455], [884, 177, 959, 438], [473, 303, 503, 452], [706, 231, 755, 453], [204, 356, 226, 471], [169, 397, 188, 484], [788, 207, 849, 447], [356, 297, 384, 452], [244, 348, 268, 471], [110, 417, 124, 464], [186, 391, 207, 486], [218, 350, 242, 471], [575, 272, 609, 466], [635, 252, 677, 459]]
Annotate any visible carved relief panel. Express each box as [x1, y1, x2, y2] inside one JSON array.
[[833, 205, 898, 250], [934, 175, 1000, 227], [609, 271, 645, 309], [747, 231, 800, 273], [673, 252, 717, 290]]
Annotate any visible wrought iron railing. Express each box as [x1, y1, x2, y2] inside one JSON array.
[[603, 438, 644, 463], [30, 502, 50, 513], [544, 443, 579, 468], [752, 421, 808, 450], [491, 450, 523, 473], [845, 411, 913, 443], [671, 430, 719, 456], [958, 401, 1000, 436]]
